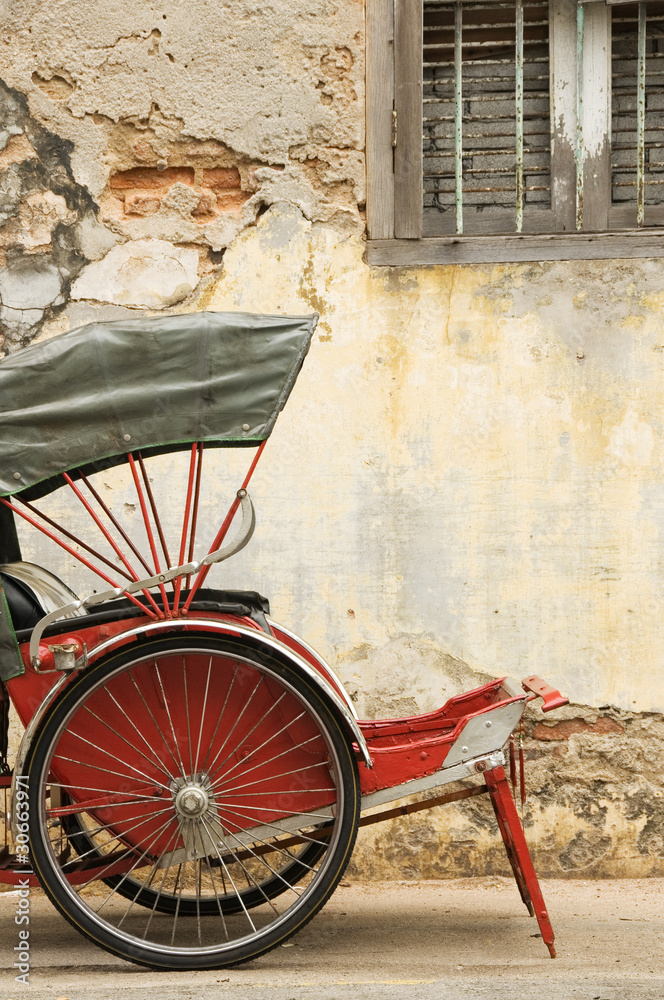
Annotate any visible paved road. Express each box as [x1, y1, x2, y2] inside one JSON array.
[[2, 878, 664, 1000]]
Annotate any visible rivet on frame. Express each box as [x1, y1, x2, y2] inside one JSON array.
[[13, 472, 21, 480], [242, 423, 250, 431], [123, 434, 132, 442]]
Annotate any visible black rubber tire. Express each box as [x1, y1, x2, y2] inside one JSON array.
[[26, 635, 360, 970]]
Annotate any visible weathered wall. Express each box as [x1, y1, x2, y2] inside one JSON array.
[[1, 0, 664, 877]]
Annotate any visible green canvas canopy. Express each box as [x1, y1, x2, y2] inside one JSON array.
[[0, 310, 318, 500], [0, 310, 317, 681]]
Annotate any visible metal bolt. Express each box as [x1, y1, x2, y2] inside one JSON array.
[[461, 746, 468, 753], [242, 423, 250, 431], [485, 721, 492, 728], [123, 433, 131, 442], [13, 472, 20, 480]]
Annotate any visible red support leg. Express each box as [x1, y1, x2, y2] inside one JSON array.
[[484, 765, 556, 958]]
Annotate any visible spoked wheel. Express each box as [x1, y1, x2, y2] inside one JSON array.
[[26, 635, 360, 970]]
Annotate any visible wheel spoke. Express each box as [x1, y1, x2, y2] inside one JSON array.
[[127, 668, 184, 777], [198, 814, 258, 932], [212, 822, 283, 916], [201, 674, 264, 778], [79, 702, 173, 781], [115, 824, 178, 929], [49, 796, 165, 819], [169, 863, 184, 947], [63, 805, 175, 869], [216, 759, 330, 796], [101, 685, 175, 780], [153, 661, 187, 779], [219, 824, 307, 897], [215, 800, 333, 841], [55, 733, 172, 790], [183, 656, 194, 775], [64, 803, 174, 849], [194, 656, 213, 776], [96, 814, 180, 915], [207, 690, 289, 781], [197, 662, 239, 776], [140, 823, 186, 941], [212, 734, 321, 792]]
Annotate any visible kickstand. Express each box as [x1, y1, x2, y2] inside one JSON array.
[[484, 764, 556, 958]]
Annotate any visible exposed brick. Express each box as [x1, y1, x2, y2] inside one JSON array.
[[215, 189, 250, 210], [202, 167, 241, 190], [533, 717, 624, 741], [110, 166, 195, 190], [124, 191, 161, 215]]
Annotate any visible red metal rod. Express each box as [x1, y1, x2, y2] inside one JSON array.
[[0, 499, 156, 619], [519, 741, 527, 806], [173, 444, 198, 616], [185, 442, 204, 590], [63, 473, 143, 582], [17, 498, 133, 582], [138, 453, 171, 570], [182, 440, 266, 613], [127, 454, 171, 615], [63, 473, 163, 619], [80, 472, 154, 577]]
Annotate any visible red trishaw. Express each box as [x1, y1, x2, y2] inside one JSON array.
[[0, 311, 567, 969]]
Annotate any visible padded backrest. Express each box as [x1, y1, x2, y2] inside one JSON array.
[[1, 572, 45, 630]]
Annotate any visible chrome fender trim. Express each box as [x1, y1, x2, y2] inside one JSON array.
[[78, 618, 372, 768], [266, 617, 359, 720]]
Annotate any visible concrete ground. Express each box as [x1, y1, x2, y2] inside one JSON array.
[[1, 878, 663, 1000]]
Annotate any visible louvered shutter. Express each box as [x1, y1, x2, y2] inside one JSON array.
[[610, 1, 664, 228], [422, 0, 555, 235]]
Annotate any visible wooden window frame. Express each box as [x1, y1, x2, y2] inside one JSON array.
[[366, 0, 664, 264]]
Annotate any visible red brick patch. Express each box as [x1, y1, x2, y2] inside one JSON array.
[[533, 717, 624, 741], [202, 167, 242, 189], [110, 166, 195, 190], [108, 163, 251, 221]]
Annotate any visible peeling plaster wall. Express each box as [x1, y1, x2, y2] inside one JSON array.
[[1, 0, 664, 878]]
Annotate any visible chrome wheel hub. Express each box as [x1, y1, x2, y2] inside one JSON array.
[[174, 783, 209, 819]]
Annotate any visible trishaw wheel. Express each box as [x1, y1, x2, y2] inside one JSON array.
[[26, 636, 360, 970]]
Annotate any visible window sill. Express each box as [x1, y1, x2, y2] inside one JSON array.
[[365, 230, 664, 266]]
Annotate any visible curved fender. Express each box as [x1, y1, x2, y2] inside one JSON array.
[[77, 617, 373, 768], [266, 617, 359, 720]]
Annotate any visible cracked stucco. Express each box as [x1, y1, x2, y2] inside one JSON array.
[[0, 0, 364, 212]]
